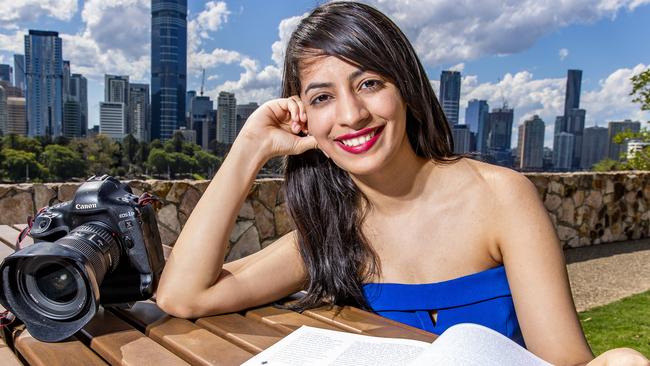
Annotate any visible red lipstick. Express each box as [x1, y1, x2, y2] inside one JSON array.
[[335, 126, 384, 154]]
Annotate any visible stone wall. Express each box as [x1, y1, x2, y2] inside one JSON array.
[[0, 171, 648, 260]]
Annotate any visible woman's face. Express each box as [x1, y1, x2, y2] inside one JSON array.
[[299, 55, 409, 176]]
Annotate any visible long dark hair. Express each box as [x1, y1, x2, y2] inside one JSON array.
[[282, 1, 461, 311]]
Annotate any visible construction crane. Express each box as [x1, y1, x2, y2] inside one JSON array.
[[200, 68, 205, 96]]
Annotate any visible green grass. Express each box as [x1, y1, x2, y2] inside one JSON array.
[[579, 290, 650, 356]]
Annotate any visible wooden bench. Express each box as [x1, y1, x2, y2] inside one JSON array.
[[0, 224, 437, 365]]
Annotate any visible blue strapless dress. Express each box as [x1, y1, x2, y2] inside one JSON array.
[[363, 265, 525, 347]]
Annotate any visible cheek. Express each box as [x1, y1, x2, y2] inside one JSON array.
[[306, 108, 335, 138]]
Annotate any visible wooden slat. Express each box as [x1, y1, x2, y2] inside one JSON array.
[[0, 225, 21, 249], [245, 306, 345, 334], [147, 316, 253, 366], [15, 330, 106, 366], [109, 302, 167, 332], [196, 314, 285, 355], [0, 239, 15, 262], [0, 334, 23, 366], [77, 307, 189, 366], [112, 302, 253, 366], [302, 305, 437, 342]]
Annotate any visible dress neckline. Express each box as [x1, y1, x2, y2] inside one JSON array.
[[363, 264, 505, 287]]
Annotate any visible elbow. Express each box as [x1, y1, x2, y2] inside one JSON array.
[[156, 291, 201, 319]]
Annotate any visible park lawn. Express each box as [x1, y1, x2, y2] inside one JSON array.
[[579, 290, 650, 356]]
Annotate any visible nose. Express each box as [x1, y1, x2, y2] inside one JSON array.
[[336, 91, 371, 129]]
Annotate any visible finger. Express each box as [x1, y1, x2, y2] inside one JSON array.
[[287, 98, 300, 123], [293, 134, 319, 155], [290, 95, 307, 123]]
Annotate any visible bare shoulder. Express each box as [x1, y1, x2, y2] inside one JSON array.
[[459, 158, 539, 208]]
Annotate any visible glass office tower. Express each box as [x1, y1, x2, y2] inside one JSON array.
[[151, 0, 187, 141]]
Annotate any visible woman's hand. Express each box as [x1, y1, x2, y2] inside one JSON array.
[[585, 348, 650, 366], [236, 95, 317, 161]]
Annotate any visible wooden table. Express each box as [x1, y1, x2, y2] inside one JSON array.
[[0, 225, 437, 366]]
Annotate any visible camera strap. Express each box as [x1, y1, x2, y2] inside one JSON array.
[[15, 206, 48, 251]]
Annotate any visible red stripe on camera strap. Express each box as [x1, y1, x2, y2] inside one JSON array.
[[15, 206, 47, 251]]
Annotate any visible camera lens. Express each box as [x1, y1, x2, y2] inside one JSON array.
[[19, 259, 88, 320], [35, 263, 78, 302]]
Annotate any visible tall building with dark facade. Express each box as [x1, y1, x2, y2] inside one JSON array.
[[191, 95, 213, 149], [564, 70, 582, 117], [465, 99, 489, 153], [13, 55, 25, 92], [25, 30, 63, 137], [580, 126, 608, 169], [439, 70, 461, 126], [0, 65, 12, 84], [151, 0, 187, 141], [70, 74, 88, 137], [235, 102, 258, 135], [553, 69, 585, 170]]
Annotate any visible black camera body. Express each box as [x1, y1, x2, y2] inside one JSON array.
[[0, 175, 165, 342]]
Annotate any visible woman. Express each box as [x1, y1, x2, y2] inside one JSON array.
[[157, 2, 648, 365]]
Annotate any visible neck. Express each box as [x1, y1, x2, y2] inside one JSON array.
[[350, 136, 436, 216]]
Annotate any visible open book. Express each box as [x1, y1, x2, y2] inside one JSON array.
[[241, 323, 552, 366]]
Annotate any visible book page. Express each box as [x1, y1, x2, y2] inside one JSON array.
[[411, 323, 553, 366], [241, 325, 430, 366]]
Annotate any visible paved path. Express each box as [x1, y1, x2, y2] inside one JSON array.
[[565, 238, 650, 312]]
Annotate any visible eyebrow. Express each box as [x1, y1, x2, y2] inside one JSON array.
[[302, 69, 366, 95]]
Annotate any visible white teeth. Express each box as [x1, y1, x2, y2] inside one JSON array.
[[341, 130, 375, 147]]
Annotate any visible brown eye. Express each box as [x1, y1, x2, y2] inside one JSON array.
[[360, 79, 383, 90], [310, 94, 331, 105]]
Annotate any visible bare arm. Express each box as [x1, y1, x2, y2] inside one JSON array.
[[492, 170, 649, 366], [156, 96, 317, 318]]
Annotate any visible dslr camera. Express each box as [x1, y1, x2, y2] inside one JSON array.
[[0, 175, 165, 342]]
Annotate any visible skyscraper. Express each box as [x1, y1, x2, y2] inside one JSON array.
[[439, 70, 461, 126], [580, 126, 608, 169], [607, 120, 641, 161], [0, 65, 12, 84], [555, 132, 575, 171], [6, 96, 27, 135], [105, 74, 129, 103], [465, 99, 489, 152], [25, 30, 63, 137], [70, 74, 88, 136], [236, 102, 259, 135], [487, 107, 513, 151], [151, 0, 187, 141], [520, 115, 545, 170], [217, 91, 237, 144], [564, 70, 582, 117], [100, 102, 126, 140], [452, 125, 471, 154], [129, 83, 150, 141], [553, 69, 585, 170], [13, 55, 25, 92], [191, 95, 213, 149], [0, 84, 7, 134]]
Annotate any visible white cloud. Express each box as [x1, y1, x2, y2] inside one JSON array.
[[196, 1, 229, 33], [366, 0, 650, 66], [187, 1, 232, 73], [271, 13, 307, 66], [559, 48, 569, 61], [0, 30, 25, 54], [0, 0, 78, 27], [449, 63, 465, 72]]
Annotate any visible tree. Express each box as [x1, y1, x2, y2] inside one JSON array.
[[630, 67, 650, 111], [1, 134, 43, 157], [69, 134, 118, 176], [40, 145, 87, 180], [194, 149, 221, 177], [1, 148, 46, 182], [147, 148, 174, 177]]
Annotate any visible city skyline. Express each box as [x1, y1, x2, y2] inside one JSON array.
[[0, 0, 649, 148]]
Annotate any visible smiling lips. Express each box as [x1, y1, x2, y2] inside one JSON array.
[[334, 126, 385, 154]]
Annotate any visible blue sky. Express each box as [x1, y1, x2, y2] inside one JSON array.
[[1, 0, 648, 148]]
